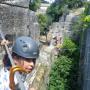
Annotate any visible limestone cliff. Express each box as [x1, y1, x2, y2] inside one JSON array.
[[0, 0, 40, 41]]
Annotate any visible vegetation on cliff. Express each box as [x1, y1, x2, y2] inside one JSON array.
[[29, 0, 41, 11], [46, 0, 83, 22], [48, 37, 80, 90], [48, 1, 90, 90], [47, 1, 87, 90]]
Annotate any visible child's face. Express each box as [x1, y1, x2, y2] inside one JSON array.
[[14, 57, 36, 73]]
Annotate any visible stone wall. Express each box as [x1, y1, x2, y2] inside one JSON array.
[[0, 1, 40, 42], [1, 0, 30, 8], [24, 45, 56, 90]]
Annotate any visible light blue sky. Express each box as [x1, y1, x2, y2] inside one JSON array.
[[44, 0, 55, 3]]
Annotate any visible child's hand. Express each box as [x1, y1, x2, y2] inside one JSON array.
[[0, 39, 10, 46]]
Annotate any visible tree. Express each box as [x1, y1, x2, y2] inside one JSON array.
[[29, 0, 41, 11], [65, 0, 83, 9], [46, 0, 83, 22], [37, 14, 48, 34], [46, 3, 63, 22]]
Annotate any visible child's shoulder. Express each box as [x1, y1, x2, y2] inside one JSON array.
[[0, 68, 10, 90], [0, 67, 9, 77], [0, 68, 4, 74]]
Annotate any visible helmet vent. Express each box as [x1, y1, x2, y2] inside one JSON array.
[[22, 45, 28, 52], [20, 39, 25, 43], [20, 40, 23, 42]]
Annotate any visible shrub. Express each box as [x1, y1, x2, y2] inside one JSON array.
[[48, 56, 73, 90]]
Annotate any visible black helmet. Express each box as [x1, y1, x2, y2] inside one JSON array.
[[12, 36, 39, 59]]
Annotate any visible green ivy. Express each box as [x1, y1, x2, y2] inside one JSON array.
[[48, 37, 80, 90], [61, 38, 77, 57], [48, 56, 73, 90]]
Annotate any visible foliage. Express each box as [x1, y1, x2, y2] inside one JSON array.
[[46, 0, 83, 22], [61, 37, 80, 61], [47, 1, 84, 90], [37, 14, 48, 34], [41, 0, 49, 3], [65, 0, 83, 9], [47, 1, 85, 90], [48, 56, 73, 90], [84, 2, 90, 15], [82, 2, 90, 29], [46, 3, 62, 22], [61, 38, 77, 57], [48, 37, 80, 90], [84, 15, 90, 22], [29, 0, 41, 11]]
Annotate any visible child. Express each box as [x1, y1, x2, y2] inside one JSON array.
[[0, 36, 39, 90]]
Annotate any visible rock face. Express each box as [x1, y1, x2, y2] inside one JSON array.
[[47, 8, 84, 57], [0, 1, 40, 42], [1, 0, 30, 8], [59, 13, 76, 37], [59, 8, 84, 37], [47, 22, 63, 48]]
